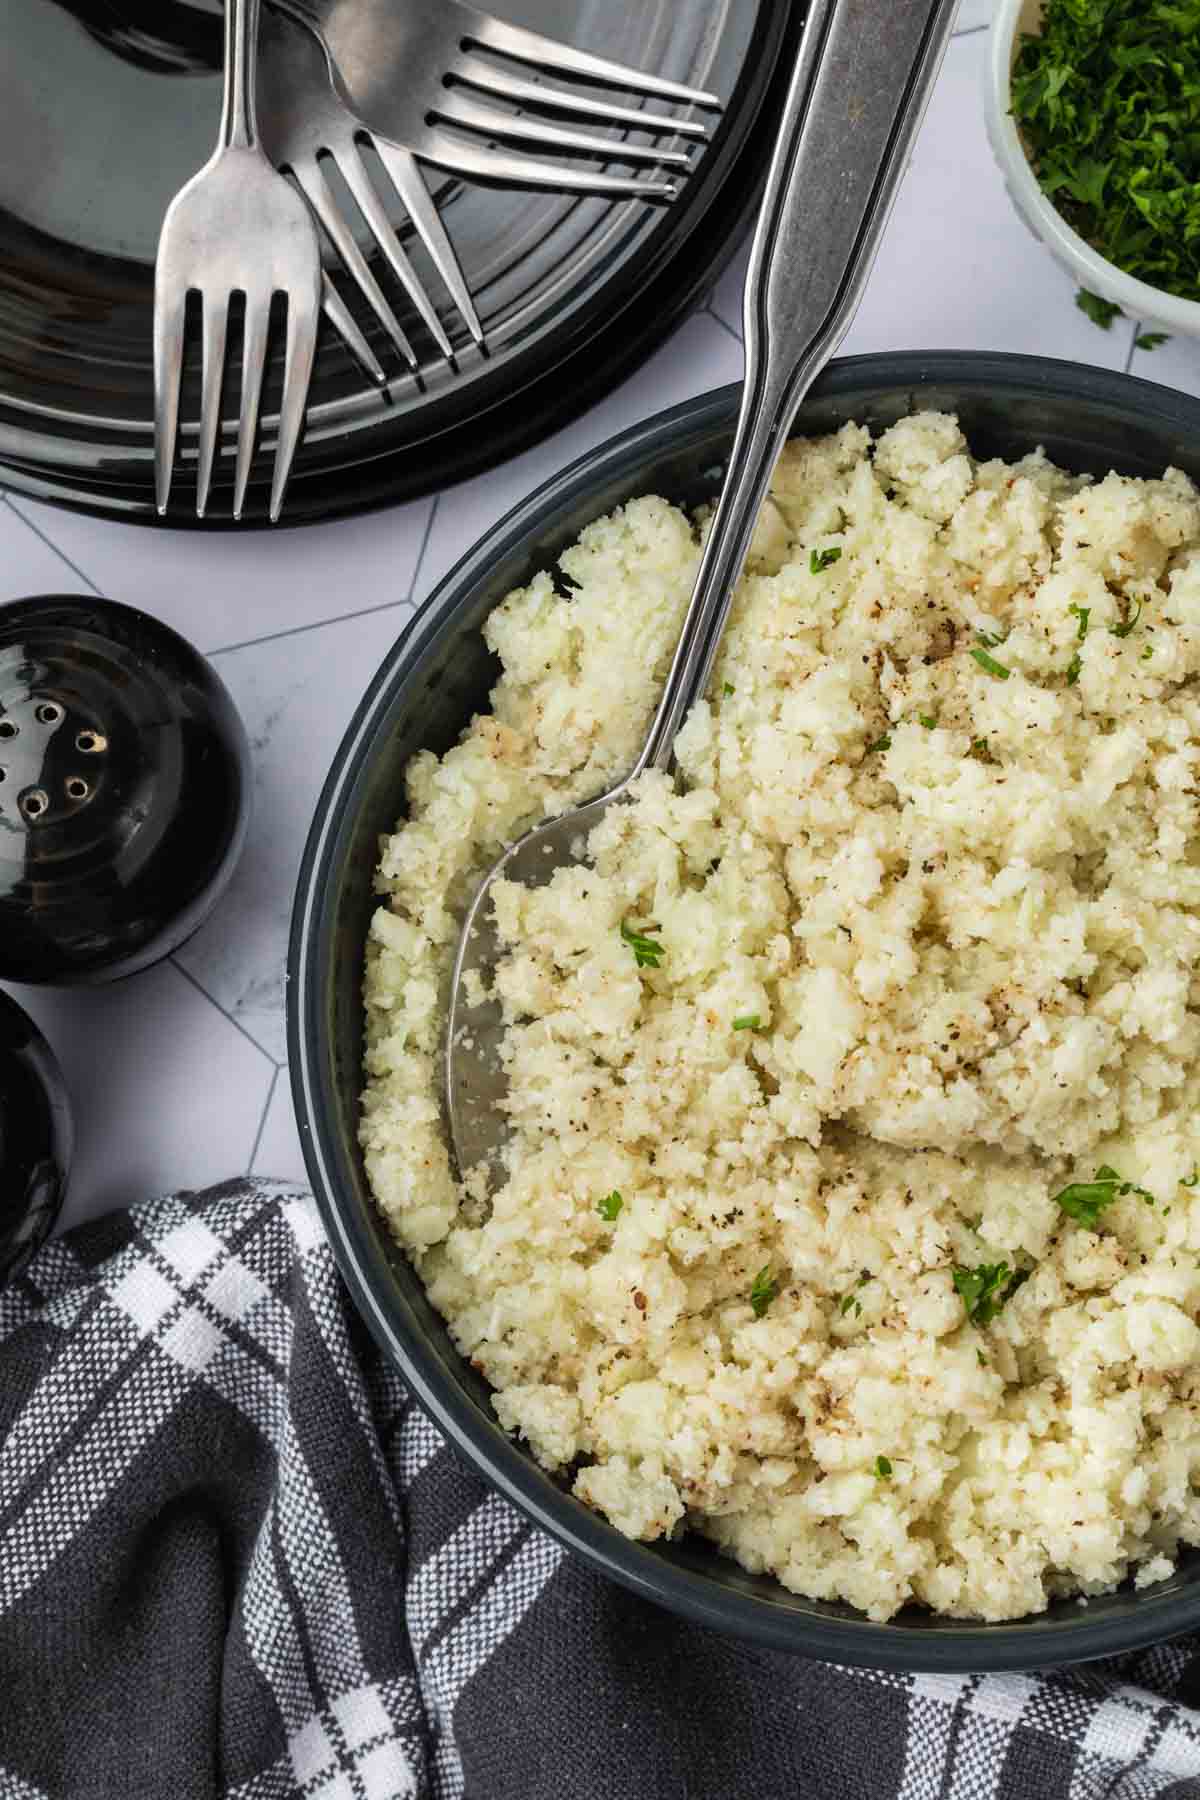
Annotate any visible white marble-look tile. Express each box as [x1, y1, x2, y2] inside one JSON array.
[[5, 490, 436, 655], [0, 497, 96, 601], [954, 0, 994, 33], [5, 962, 274, 1229], [174, 602, 410, 1063], [1128, 330, 1200, 399], [711, 31, 1138, 370], [420, 309, 743, 596], [252, 1069, 309, 1185]]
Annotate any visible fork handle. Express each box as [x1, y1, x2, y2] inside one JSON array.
[[636, 0, 959, 776], [220, 0, 262, 151]]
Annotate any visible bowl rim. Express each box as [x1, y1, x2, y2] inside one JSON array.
[[289, 349, 1200, 1669], [983, 0, 1200, 334]]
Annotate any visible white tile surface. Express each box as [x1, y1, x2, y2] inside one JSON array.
[[175, 602, 413, 1064], [5, 491, 436, 654], [1129, 330, 1200, 399], [3, 963, 273, 1224], [1, 9, 1197, 1236], [252, 1070, 309, 1185], [0, 497, 94, 596], [954, 0, 995, 32], [420, 310, 743, 596]]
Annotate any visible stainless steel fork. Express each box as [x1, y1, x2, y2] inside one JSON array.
[[283, 0, 721, 198], [154, 0, 323, 520], [258, 4, 482, 363]]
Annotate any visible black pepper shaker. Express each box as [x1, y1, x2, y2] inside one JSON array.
[[0, 595, 250, 983], [0, 991, 72, 1281]]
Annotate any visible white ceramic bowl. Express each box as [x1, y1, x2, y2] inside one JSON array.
[[984, 0, 1200, 339]]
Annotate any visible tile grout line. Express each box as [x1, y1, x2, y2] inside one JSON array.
[[246, 1065, 280, 1174], [3, 496, 104, 597], [1124, 321, 1143, 375], [408, 492, 442, 601], [207, 593, 416, 660], [168, 954, 284, 1069], [704, 302, 743, 349]]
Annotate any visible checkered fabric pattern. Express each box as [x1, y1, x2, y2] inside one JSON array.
[[3, 1182, 1200, 1799]]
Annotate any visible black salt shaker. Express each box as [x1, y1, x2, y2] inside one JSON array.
[[0, 595, 250, 983], [0, 991, 72, 1281]]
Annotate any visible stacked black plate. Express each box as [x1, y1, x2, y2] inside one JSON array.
[[0, 0, 797, 527]]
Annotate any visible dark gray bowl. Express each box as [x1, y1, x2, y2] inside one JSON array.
[[289, 351, 1200, 1670]]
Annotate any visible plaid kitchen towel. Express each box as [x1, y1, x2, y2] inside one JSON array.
[[2, 1182, 1200, 1800]]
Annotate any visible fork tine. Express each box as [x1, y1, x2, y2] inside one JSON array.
[[419, 129, 678, 200], [321, 273, 387, 384], [332, 141, 453, 358], [195, 294, 229, 519], [152, 280, 187, 516], [434, 93, 692, 168], [290, 157, 418, 370], [462, 11, 722, 109], [269, 295, 317, 523], [233, 300, 270, 523], [454, 60, 710, 141], [370, 138, 483, 348]]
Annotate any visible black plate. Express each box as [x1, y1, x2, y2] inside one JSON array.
[[290, 353, 1200, 1669], [0, 0, 795, 527]]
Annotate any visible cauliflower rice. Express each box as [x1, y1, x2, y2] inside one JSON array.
[[362, 411, 1200, 1622]]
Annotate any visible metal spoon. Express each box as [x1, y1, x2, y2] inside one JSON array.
[[445, 0, 959, 1189]]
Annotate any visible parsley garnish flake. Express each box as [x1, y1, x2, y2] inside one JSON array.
[[1075, 289, 1124, 330], [597, 1190, 623, 1223], [971, 646, 1011, 680], [732, 1014, 761, 1032], [875, 1455, 893, 1479], [749, 1266, 778, 1318], [953, 1261, 1030, 1326], [1111, 597, 1143, 639], [620, 919, 664, 969], [810, 547, 842, 575], [1052, 1163, 1155, 1229]]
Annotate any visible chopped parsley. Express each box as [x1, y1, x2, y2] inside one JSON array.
[[1137, 331, 1171, 350], [620, 919, 664, 969], [1183, 1168, 1200, 1189], [1011, 0, 1200, 307], [969, 736, 990, 758], [1111, 597, 1143, 638], [953, 1261, 1030, 1326], [918, 713, 938, 729], [1075, 289, 1124, 330], [971, 646, 1011, 680], [875, 1455, 893, 1479], [976, 628, 1009, 649], [749, 1266, 778, 1318], [839, 1274, 871, 1317], [1066, 652, 1082, 686], [732, 1014, 761, 1031], [1069, 602, 1091, 640], [1141, 645, 1154, 660], [1052, 1163, 1155, 1229], [722, 681, 735, 696], [810, 546, 842, 575], [597, 1190, 623, 1222], [866, 733, 892, 753]]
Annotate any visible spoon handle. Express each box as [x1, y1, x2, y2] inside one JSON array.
[[637, 0, 959, 776]]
